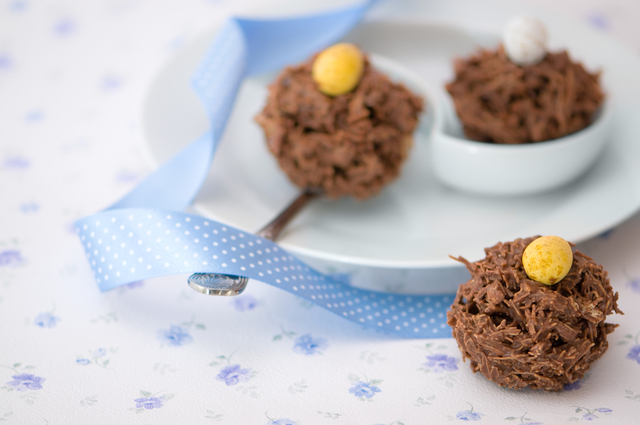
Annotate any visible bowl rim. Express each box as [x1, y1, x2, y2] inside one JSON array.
[[434, 96, 613, 154]]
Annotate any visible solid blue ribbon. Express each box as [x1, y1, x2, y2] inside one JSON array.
[[75, 0, 457, 338]]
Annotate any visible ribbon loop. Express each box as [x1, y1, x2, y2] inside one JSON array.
[[74, 0, 456, 338]]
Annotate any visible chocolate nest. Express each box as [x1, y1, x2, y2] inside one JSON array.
[[446, 236, 622, 391], [446, 46, 604, 144], [255, 56, 424, 200]]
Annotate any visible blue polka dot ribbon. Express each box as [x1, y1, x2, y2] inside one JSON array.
[[74, 0, 457, 338]]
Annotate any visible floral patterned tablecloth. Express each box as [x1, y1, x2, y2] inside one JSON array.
[[1, 0, 640, 423]]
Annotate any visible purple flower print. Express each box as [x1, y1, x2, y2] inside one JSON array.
[[456, 410, 482, 421], [293, 334, 327, 355], [102, 75, 123, 90], [348, 381, 381, 399], [231, 295, 258, 311], [0, 250, 24, 267], [575, 407, 612, 421], [3, 156, 29, 168], [268, 419, 296, 425], [0, 54, 11, 70], [587, 13, 610, 31], [125, 280, 144, 289], [6, 374, 45, 391], [157, 325, 192, 346], [115, 170, 140, 183], [34, 312, 59, 328], [216, 364, 252, 386], [564, 379, 583, 391], [76, 358, 90, 366], [627, 345, 640, 364], [53, 19, 75, 36], [627, 279, 640, 294], [134, 397, 164, 410], [423, 354, 459, 372]]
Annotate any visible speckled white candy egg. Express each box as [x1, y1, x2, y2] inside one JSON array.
[[503, 16, 548, 66]]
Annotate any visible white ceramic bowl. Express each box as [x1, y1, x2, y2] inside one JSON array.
[[431, 96, 613, 196]]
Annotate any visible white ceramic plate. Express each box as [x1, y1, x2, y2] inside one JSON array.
[[141, 8, 640, 278]]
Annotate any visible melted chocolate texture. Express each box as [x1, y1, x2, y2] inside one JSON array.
[[447, 236, 622, 391], [446, 47, 604, 144], [255, 57, 423, 200]]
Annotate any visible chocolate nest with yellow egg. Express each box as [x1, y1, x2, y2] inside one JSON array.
[[255, 44, 424, 200], [447, 236, 622, 391]]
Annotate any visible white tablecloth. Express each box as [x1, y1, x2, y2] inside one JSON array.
[[1, 0, 639, 423]]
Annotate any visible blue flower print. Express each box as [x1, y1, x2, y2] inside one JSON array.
[[627, 345, 640, 364], [293, 334, 327, 355], [8, 1, 27, 12], [75, 348, 111, 367], [157, 325, 192, 346], [25, 110, 43, 122], [268, 419, 296, 425], [20, 202, 39, 213], [456, 411, 482, 421], [34, 312, 59, 328], [582, 413, 597, 421], [6, 374, 45, 391], [134, 397, 164, 410], [423, 354, 459, 372], [564, 379, 583, 391], [216, 364, 252, 386], [348, 381, 381, 399], [231, 295, 258, 311], [0, 250, 24, 267]]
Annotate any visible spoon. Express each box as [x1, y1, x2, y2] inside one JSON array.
[[187, 188, 321, 296]]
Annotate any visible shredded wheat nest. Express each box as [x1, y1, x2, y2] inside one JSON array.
[[447, 236, 622, 391], [446, 47, 604, 144]]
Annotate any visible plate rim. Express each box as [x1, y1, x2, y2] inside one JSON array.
[[140, 16, 640, 270]]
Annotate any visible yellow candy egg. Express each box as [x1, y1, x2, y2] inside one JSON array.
[[312, 43, 364, 96], [522, 236, 573, 285]]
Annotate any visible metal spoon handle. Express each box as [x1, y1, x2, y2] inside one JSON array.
[[256, 189, 319, 240], [188, 189, 320, 296]]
